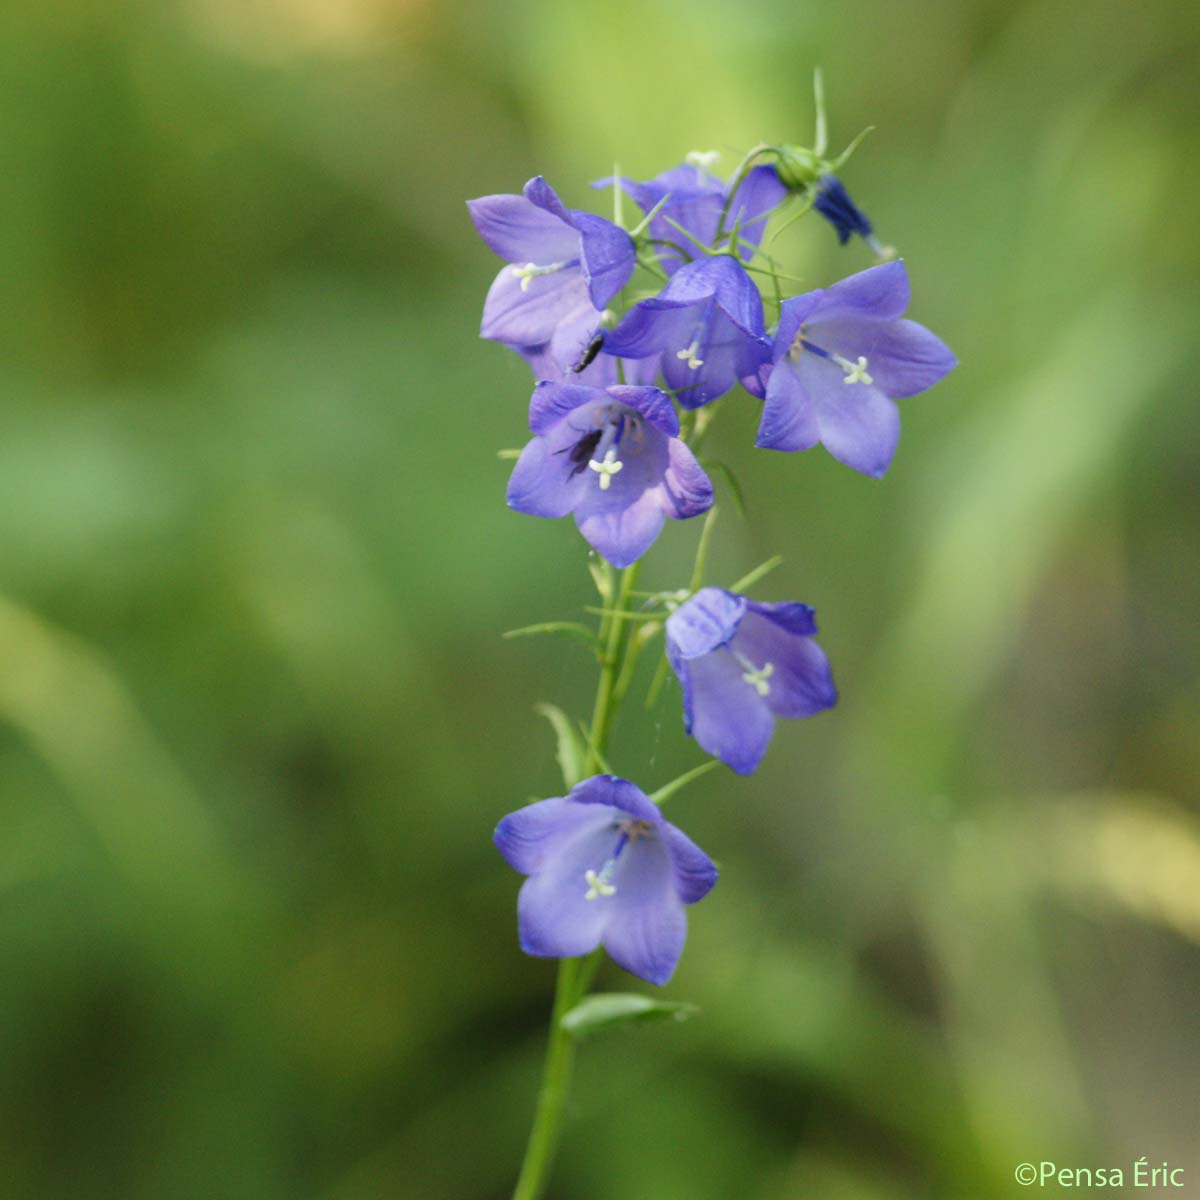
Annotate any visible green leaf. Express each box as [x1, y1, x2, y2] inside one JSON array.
[[560, 992, 700, 1038], [503, 622, 602, 657], [535, 703, 586, 789], [699, 460, 746, 518], [587, 559, 612, 604]]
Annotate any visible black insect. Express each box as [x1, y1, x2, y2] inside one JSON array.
[[571, 331, 604, 374], [556, 428, 603, 476]]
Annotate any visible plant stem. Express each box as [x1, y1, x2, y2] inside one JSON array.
[[510, 565, 638, 1200]]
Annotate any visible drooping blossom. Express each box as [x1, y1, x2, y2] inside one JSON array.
[[811, 174, 893, 256], [665, 588, 837, 775], [753, 260, 956, 477], [506, 381, 713, 568], [494, 774, 718, 986], [603, 255, 771, 409], [468, 176, 636, 355], [594, 158, 786, 274]]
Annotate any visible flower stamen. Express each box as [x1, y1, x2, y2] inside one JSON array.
[[584, 865, 617, 900], [588, 448, 624, 490], [675, 341, 704, 370], [733, 649, 775, 696], [510, 260, 570, 292], [837, 354, 872, 385]]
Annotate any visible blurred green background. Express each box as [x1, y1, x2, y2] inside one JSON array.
[[2, 0, 1198, 1196]]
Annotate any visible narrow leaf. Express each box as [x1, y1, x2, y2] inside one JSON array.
[[535, 703, 586, 789], [561, 992, 700, 1038], [503, 622, 602, 657]]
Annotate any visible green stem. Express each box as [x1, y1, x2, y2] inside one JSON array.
[[510, 566, 638, 1200]]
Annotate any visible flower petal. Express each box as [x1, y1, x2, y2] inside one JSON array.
[[480, 266, 588, 347], [467, 181, 579, 264], [567, 775, 662, 824], [808, 259, 910, 323], [572, 211, 636, 309], [666, 587, 746, 659], [733, 610, 837, 719], [659, 438, 714, 520], [660, 823, 719, 904], [494, 796, 596, 875], [516, 818, 622, 958], [602, 838, 687, 985], [605, 385, 679, 436], [726, 164, 787, 257], [756, 359, 821, 452], [526, 380, 599, 436], [806, 315, 956, 398], [506, 433, 589, 518], [682, 647, 775, 774], [576, 488, 667, 568], [797, 354, 901, 478]]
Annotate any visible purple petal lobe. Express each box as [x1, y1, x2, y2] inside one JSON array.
[[494, 796, 594, 874], [666, 588, 747, 659], [527, 380, 600, 436], [660, 439, 714, 519], [605, 385, 679, 436], [602, 839, 687, 985], [732, 611, 837, 718], [661, 824, 719, 904], [572, 211, 636, 309], [467, 188, 578, 264], [577, 490, 667, 569], [805, 315, 957, 398], [567, 775, 662, 824], [726, 164, 787, 256], [809, 259, 910, 323], [480, 267, 588, 347], [798, 354, 901, 477], [682, 647, 775, 774], [756, 359, 820, 453]]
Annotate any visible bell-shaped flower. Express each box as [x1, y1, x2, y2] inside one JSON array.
[[754, 260, 956, 477], [507, 381, 713, 567], [666, 587, 837, 775], [603, 256, 770, 409], [494, 774, 718, 986], [594, 159, 786, 274], [468, 176, 636, 350]]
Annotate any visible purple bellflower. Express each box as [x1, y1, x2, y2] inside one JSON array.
[[595, 158, 786, 274], [603, 255, 771, 409], [754, 260, 956, 477], [468, 176, 636, 355], [666, 587, 837, 775], [506, 381, 713, 568], [494, 774, 718, 986]]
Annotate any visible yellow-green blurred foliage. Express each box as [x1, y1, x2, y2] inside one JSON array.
[[1, 1, 1197, 1197]]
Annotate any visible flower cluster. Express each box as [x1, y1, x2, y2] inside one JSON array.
[[471, 127, 954, 988]]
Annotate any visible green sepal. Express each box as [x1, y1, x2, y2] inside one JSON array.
[[560, 992, 700, 1038], [535, 703, 586, 789]]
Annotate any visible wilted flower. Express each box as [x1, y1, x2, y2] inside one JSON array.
[[494, 774, 718, 986], [754, 260, 956, 477], [811, 174, 892, 255], [603, 256, 771, 408], [506, 381, 713, 567], [666, 587, 837, 775], [468, 176, 636, 351]]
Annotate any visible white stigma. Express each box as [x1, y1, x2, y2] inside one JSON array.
[[839, 355, 873, 386], [685, 149, 721, 174], [741, 661, 775, 697], [676, 341, 704, 370], [584, 867, 617, 901], [510, 260, 569, 292], [588, 448, 623, 490]]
